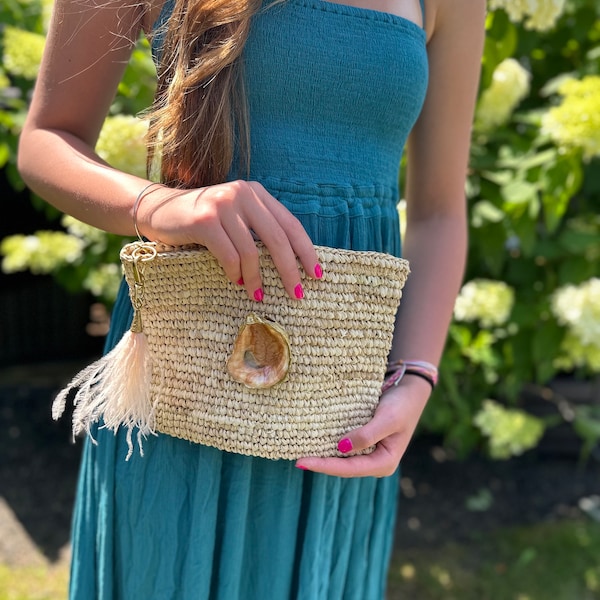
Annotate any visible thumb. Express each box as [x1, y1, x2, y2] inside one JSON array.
[[336, 392, 408, 454], [337, 415, 393, 455]]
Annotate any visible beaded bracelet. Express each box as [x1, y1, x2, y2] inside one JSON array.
[[381, 359, 438, 394], [133, 182, 163, 241]]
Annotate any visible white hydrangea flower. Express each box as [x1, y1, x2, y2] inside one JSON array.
[[474, 399, 545, 459], [96, 115, 149, 178], [552, 278, 600, 346], [454, 279, 515, 328], [475, 58, 531, 131], [488, 0, 567, 31], [551, 278, 600, 372], [0, 232, 84, 274], [2, 27, 46, 79], [554, 333, 600, 373], [84, 263, 123, 302], [541, 76, 600, 160]]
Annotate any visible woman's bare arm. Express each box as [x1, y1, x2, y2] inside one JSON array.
[[297, 0, 487, 476], [17, 0, 319, 300]]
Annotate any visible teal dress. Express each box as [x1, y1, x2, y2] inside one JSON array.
[[68, 1, 428, 598]]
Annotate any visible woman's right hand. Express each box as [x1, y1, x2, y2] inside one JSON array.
[[135, 180, 322, 302], [15, 0, 319, 302]]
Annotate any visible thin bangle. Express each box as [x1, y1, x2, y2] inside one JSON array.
[[382, 359, 438, 394], [133, 182, 162, 241], [403, 371, 437, 389]]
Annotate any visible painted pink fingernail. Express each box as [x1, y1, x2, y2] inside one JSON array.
[[254, 288, 264, 302], [314, 263, 323, 279], [236, 278, 244, 286], [294, 283, 304, 299], [296, 464, 308, 471], [338, 438, 353, 453]]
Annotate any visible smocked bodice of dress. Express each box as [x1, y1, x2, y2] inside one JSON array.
[[152, 0, 429, 252], [243, 0, 428, 188]]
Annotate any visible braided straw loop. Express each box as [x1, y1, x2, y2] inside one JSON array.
[[119, 241, 410, 460]]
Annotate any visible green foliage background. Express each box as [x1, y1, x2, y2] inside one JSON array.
[[1, 0, 599, 459]]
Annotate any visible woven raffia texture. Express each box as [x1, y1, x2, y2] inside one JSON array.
[[121, 241, 410, 460]]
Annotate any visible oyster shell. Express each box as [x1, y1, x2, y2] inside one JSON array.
[[227, 313, 291, 389]]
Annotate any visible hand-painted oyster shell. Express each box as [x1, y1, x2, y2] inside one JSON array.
[[226, 313, 291, 389]]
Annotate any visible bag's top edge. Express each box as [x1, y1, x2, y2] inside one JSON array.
[[120, 240, 410, 269]]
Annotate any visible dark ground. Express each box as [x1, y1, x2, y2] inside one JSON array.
[[1, 360, 599, 569]]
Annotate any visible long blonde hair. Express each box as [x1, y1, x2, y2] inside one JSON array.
[[145, 0, 263, 188]]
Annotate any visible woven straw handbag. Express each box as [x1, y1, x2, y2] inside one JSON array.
[[53, 241, 410, 460]]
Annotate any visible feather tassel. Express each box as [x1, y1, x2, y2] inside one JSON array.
[[52, 243, 156, 460], [52, 319, 155, 460]]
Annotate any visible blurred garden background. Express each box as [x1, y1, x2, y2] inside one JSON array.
[[1, 0, 599, 597]]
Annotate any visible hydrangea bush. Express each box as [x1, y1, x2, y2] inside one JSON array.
[[1, 0, 599, 459], [423, 0, 600, 459], [487, 0, 567, 31], [0, 0, 157, 301]]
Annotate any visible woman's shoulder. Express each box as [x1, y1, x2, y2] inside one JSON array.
[[424, 0, 486, 42]]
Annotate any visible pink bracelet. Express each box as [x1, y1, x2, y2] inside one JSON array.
[[381, 359, 438, 394]]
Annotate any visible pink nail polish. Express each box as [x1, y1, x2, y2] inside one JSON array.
[[296, 464, 308, 471], [294, 283, 304, 299], [314, 263, 323, 279], [237, 278, 244, 286], [338, 438, 353, 453], [254, 288, 264, 302]]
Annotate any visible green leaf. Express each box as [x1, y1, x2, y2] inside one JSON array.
[[502, 180, 538, 205], [533, 239, 567, 261], [482, 11, 518, 87], [497, 148, 557, 171], [469, 223, 509, 277], [0, 142, 9, 168], [532, 320, 563, 383], [481, 169, 516, 187], [557, 257, 596, 285], [472, 200, 505, 226], [511, 211, 538, 257], [448, 324, 473, 349], [573, 406, 600, 461], [559, 230, 600, 254], [510, 302, 539, 328], [541, 155, 583, 233]]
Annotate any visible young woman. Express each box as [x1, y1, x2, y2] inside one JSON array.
[[18, 0, 486, 597]]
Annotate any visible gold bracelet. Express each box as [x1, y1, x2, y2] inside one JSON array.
[[133, 182, 162, 241]]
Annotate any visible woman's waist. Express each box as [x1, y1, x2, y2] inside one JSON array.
[[241, 175, 399, 220]]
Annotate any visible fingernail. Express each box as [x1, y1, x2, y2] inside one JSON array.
[[296, 464, 308, 471], [236, 278, 244, 286], [294, 283, 304, 299], [314, 263, 323, 279], [338, 438, 353, 453], [254, 288, 264, 302]]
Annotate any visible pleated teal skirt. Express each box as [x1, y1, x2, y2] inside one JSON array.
[[68, 188, 403, 599]]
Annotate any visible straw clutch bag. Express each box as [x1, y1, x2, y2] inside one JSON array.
[[53, 241, 410, 460]]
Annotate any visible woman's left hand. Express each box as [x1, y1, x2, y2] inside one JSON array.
[[295, 376, 432, 477]]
